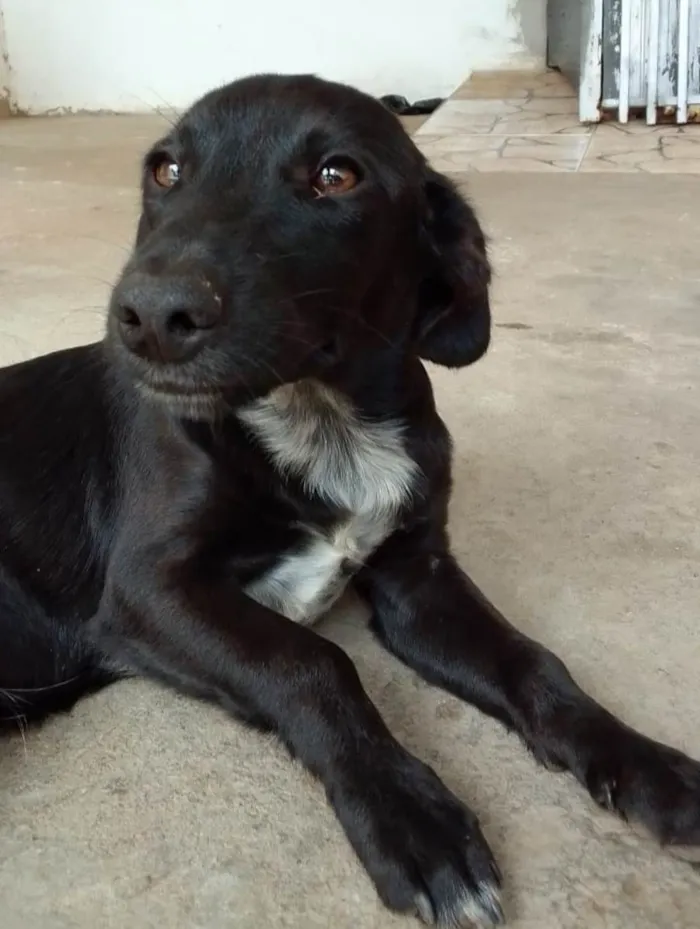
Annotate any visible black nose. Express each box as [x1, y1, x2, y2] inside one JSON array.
[[112, 271, 223, 364]]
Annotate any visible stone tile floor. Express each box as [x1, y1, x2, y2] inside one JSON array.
[[416, 70, 700, 174]]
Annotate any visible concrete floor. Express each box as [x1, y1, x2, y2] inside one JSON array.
[[1, 97, 700, 929]]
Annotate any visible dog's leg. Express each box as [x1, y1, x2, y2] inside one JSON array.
[[359, 528, 700, 859], [90, 567, 504, 928], [0, 568, 116, 730]]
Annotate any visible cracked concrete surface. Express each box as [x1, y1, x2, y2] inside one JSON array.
[[1, 113, 700, 929]]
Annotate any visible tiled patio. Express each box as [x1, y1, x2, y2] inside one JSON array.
[[416, 70, 700, 174]]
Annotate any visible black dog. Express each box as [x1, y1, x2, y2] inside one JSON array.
[[1, 75, 698, 928]]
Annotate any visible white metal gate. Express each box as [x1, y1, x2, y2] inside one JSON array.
[[548, 0, 700, 124]]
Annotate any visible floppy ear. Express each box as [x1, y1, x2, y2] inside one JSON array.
[[414, 169, 492, 368]]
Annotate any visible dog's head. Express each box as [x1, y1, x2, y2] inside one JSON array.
[[107, 74, 491, 417]]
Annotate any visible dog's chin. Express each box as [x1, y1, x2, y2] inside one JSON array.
[[137, 383, 226, 421], [123, 338, 335, 420]]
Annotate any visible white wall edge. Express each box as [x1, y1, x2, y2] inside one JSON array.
[[1, 0, 547, 116], [0, 3, 13, 112]]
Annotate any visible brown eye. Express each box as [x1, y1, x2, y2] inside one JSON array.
[[153, 159, 180, 188], [312, 161, 359, 197]]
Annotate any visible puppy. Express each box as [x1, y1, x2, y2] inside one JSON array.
[[1, 75, 698, 928]]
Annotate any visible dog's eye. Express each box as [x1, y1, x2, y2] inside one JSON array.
[[153, 159, 181, 189], [312, 161, 359, 197]]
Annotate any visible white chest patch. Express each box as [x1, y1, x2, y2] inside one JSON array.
[[238, 380, 418, 624]]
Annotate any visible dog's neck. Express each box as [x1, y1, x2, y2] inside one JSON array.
[[238, 378, 418, 514], [306, 341, 421, 420]]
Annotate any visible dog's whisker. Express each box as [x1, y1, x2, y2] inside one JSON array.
[[0, 687, 29, 707], [46, 307, 107, 331], [58, 234, 132, 256], [129, 93, 179, 128], [152, 106, 177, 129], [147, 89, 181, 125], [257, 331, 322, 352], [83, 276, 117, 290], [278, 287, 336, 303], [324, 304, 399, 350], [2, 676, 84, 694], [16, 714, 28, 756], [244, 354, 285, 387], [0, 691, 30, 753]]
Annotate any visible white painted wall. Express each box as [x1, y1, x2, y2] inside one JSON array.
[[0, 3, 11, 106], [1, 0, 546, 115]]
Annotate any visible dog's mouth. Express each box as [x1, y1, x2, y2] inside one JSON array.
[[120, 332, 343, 420], [136, 380, 225, 420]]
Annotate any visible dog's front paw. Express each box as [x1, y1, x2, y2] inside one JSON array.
[[331, 750, 504, 928], [585, 728, 700, 860]]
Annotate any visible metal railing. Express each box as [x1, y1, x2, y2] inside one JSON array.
[[607, 0, 699, 124]]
